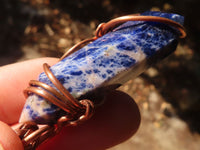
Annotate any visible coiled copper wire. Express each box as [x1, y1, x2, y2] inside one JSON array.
[[15, 13, 186, 150]]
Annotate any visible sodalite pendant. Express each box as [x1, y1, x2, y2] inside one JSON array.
[[19, 11, 184, 124]]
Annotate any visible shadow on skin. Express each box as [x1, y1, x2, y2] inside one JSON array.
[[39, 90, 141, 150]]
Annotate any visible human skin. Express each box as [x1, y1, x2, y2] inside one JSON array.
[[0, 58, 140, 150]]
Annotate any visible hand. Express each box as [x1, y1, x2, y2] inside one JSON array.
[[0, 57, 140, 150]]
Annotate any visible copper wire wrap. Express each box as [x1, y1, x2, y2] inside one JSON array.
[[60, 14, 186, 60], [14, 14, 186, 150], [19, 63, 95, 149]]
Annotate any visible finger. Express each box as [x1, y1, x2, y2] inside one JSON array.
[[0, 57, 58, 124], [39, 90, 141, 150], [0, 121, 23, 150]]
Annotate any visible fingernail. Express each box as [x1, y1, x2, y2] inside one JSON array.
[[0, 143, 4, 150]]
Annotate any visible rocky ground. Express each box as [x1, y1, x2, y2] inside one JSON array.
[[0, 0, 200, 149]]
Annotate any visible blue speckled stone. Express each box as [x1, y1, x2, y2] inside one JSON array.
[[19, 11, 184, 124]]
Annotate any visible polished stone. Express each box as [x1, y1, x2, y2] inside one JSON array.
[[19, 11, 184, 124]]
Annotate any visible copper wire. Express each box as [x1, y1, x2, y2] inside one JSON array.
[[24, 63, 88, 116], [22, 62, 95, 149], [60, 14, 186, 60], [19, 99, 94, 149], [95, 15, 186, 38], [60, 37, 97, 60], [17, 13, 186, 150]]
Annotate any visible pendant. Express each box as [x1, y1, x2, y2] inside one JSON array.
[[12, 11, 186, 149]]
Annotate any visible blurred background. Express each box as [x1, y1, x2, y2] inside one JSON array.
[[0, 0, 200, 149]]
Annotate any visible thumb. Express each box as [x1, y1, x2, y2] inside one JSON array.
[[0, 122, 23, 150]]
